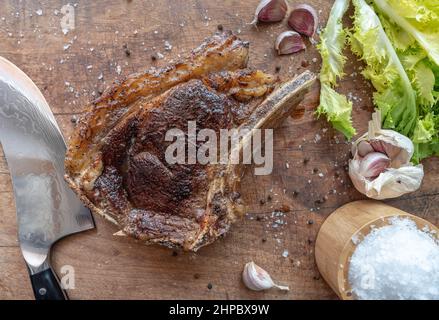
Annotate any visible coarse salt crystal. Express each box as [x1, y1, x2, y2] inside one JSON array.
[[348, 217, 439, 300], [164, 40, 172, 51]]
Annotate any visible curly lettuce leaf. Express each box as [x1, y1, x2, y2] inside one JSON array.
[[318, 0, 350, 85], [380, 0, 439, 31], [413, 112, 439, 161], [373, 0, 439, 66], [316, 0, 355, 138], [413, 112, 436, 143], [351, 0, 417, 137], [411, 60, 436, 107], [379, 15, 436, 107], [379, 12, 415, 51], [317, 83, 355, 139], [373, 0, 439, 161]]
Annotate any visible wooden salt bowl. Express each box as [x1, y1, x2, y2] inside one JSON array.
[[315, 200, 439, 300]]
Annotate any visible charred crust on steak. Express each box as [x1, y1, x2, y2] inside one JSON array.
[[65, 32, 316, 251]]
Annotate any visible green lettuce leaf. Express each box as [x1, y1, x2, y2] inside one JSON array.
[[379, 15, 436, 107], [413, 112, 439, 161], [378, 12, 415, 51], [316, 0, 355, 138], [413, 112, 436, 144], [318, 0, 350, 85], [316, 83, 355, 139], [373, 0, 439, 66], [351, 0, 417, 137], [372, 0, 439, 161], [411, 60, 436, 107]]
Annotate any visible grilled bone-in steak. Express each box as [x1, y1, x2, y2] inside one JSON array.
[[65, 32, 316, 251]]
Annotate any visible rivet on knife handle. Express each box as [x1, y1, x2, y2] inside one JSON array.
[[29, 266, 68, 300]]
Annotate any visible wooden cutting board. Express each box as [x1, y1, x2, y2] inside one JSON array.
[[0, 0, 438, 300]]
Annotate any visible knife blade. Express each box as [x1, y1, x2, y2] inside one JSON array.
[[0, 56, 95, 300]]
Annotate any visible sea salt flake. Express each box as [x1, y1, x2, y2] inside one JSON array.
[[164, 40, 172, 51]]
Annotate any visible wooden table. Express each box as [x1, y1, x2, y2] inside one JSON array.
[[0, 0, 437, 300]]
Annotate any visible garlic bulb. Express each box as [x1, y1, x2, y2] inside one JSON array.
[[349, 111, 424, 200], [242, 261, 289, 291]]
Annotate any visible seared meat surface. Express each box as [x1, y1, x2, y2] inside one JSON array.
[[65, 32, 315, 251]]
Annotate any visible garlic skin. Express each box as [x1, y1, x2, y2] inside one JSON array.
[[349, 111, 424, 200], [350, 165, 424, 200], [242, 261, 289, 291], [251, 0, 288, 25], [275, 31, 306, 55]]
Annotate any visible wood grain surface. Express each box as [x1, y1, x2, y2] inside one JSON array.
[[0, 0, 438, 300]]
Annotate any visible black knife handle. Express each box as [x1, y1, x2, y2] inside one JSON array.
[[29, 267, 68, 300]]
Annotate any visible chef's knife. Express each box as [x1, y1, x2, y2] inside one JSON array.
[[0, 56, 95, 300]]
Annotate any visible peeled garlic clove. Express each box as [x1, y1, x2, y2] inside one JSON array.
[[251, 0, 288, 25], [288, 4, 318, 37], [357, 141, 374, 157], [358, 152, 390, 178], [275, 31, 306, 55], [242, 261, 289, 291]]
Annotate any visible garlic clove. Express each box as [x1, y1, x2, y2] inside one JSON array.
[[358, 152, 390, 179], [288, 4, 319, 37], [369, 132, 414, 168], [242, 261, 289, 291], [275, 31, 306, 55], [251, 0, 288, 25], [357, 140, 374, 157]]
